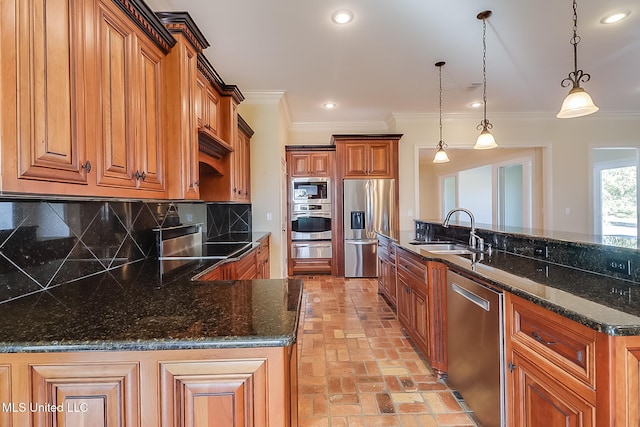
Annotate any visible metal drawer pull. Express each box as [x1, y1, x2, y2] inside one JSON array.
[[451, 283, 490, 311], [531, 331, 556, 346]]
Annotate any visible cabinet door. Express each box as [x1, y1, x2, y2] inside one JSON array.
[[160, 359, 268, 427], [182, 41, 200, 199], [343, 143, 368, 177], [289, 153, 312, 177], [397, 277, 412, 330], [411, 289, 430, 354], [30, 363, 139, 427], [136, 36, 165, 191], [310, 153, 331, 176], [7, 0, 89, 186], [95, 2, 137, 189], [0, 365, 10, 427], [509, 350, 595, 427], [367, 143, 393, 176], [205, 86, 220, 136]]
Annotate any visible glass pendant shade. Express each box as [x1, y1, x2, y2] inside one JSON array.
[[474, 129, 497, 150], [556, 86, 599, 118], [433, 143, 450, 163]]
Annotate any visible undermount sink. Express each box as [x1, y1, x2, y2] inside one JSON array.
[[414, 243, 474, 255]]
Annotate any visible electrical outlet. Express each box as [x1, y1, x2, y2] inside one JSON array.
[[185, 213, 193, 222], [606, 258, 631, 276], [533, 245, 548, 258]]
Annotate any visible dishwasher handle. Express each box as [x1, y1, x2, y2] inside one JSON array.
[[451, 282, 491, 311]]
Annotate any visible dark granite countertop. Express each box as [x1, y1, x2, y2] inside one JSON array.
[[0, 255, 302, 353], [391, 231, 640, 336]]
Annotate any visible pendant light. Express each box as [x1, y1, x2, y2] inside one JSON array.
[[557, 0, 599, 118], [433, 61, 450, 163], [474, 10, 497, 150]]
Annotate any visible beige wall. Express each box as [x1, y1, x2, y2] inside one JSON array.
[[238, 93, 289, 278], [243, 101, 639, 274], [390, 112, 640, 234]]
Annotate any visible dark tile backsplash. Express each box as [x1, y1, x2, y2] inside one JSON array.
[[0, 198, 215, 304], [415, 220, 640, 283], [206, 203, 251, 238]]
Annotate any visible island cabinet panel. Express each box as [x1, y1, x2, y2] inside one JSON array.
[[94, 0, 166, 194], [505, 293, 601, 426], [160, 359, 267, 427], [376, 235, 396, 306], [509, 350, 596, 427], [0, 365, 10, 427], [0, 345, 297, 427], [612, 336, 640, 426], [29, 362, 140, 427], [426, 261, 447, 374], [0, 0, 90, 192]]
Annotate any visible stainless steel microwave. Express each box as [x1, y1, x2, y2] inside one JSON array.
[[291, 177, 330, 203]]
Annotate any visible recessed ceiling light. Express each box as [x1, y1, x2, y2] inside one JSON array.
[[469, 101, 483, 108], [323, 102, 337, 110], [331, 9, 354, 24], [600, 10, 631, 24]]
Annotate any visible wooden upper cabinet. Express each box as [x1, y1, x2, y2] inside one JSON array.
[[196, 71, 221, 141], [342, 142, 394, 177], [95, 0, 165, 193], [288, 151, 332, 177], [0, 0, 90, 192], [332, 135, 401, 179], [0, 0, 175, 197], [158, 12, 210, 200]]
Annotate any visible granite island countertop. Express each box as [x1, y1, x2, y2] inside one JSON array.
[[390, 231, 640, 336], [0, 257, 302, 353]]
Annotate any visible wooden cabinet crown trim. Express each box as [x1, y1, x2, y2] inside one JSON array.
[[197, 55, 245, 103], [111, 0, 176, 53], [285, 145, 336, 152], [156, 12, 209, 52], [238, 115, 254, 137], [331, 134, 403, 143]]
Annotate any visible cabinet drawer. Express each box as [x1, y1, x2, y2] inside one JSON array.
[[396, 248, 427, 284], [509, 295, 597, 388]]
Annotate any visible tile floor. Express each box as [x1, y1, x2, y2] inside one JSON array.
[[297, 276, 478, 427]]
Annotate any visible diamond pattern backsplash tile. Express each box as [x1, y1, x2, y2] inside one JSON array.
[[0, 199, 171, 304], [206, 203, 251, 238]]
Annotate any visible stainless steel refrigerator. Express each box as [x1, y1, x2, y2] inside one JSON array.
[[343, 179, 395, 277]]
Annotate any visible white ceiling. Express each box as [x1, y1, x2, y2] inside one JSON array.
[[147, 0, 639, 125]]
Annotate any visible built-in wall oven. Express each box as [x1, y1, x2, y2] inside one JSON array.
[[290, 183, 332, 260]]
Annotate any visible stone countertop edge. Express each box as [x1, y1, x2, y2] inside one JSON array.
[[385, 230, 640, 337], [0, 336, 298, 354]]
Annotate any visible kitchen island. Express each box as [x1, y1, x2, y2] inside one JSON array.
[[381, 224, 640, 426], [0, 259, 302, 426]]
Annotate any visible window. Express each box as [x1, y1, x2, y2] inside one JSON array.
[[440, 158, 532, 228], [593, 148, 639, 248]]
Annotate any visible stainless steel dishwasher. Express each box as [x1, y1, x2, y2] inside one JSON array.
[[446, 270, 505, 427]]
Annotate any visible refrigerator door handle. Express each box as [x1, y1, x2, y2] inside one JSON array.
[[344, 240, 377, 245]]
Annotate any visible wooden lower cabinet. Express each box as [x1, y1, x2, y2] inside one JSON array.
[[197, 237, 270, 281], [0, 365, 11, 427], [257, 236, 271, 279], [0, 346, 297, 427], [30, 362, 140, 427], [612, 335, 640, 426], [160, 359, 267, 427], [509, 350, 595, 427], [504, 293, 615, 426]]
